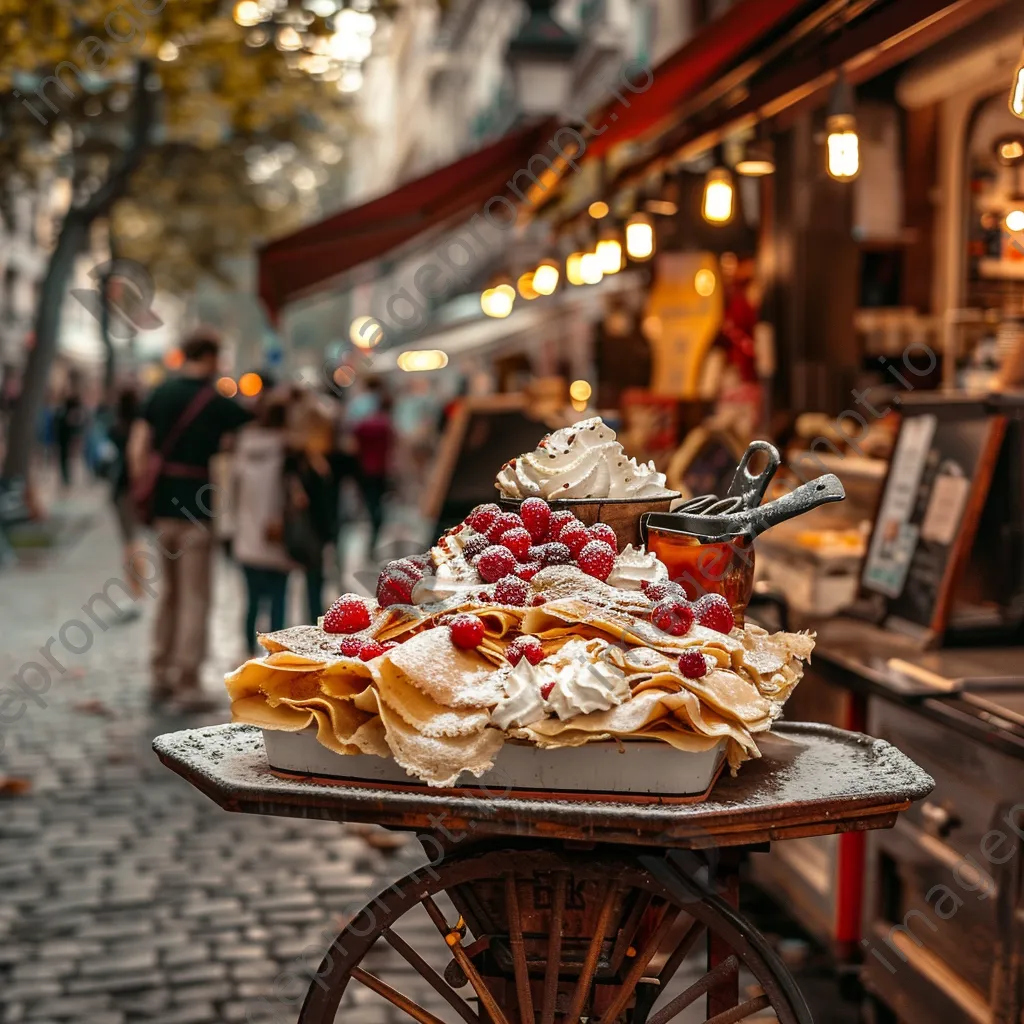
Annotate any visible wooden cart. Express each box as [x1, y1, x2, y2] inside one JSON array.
[[154, 722, 932, 1024]]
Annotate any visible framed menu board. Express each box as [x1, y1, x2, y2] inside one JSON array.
[[860, 397, 1006, 640], [422, 395, 550, 535]]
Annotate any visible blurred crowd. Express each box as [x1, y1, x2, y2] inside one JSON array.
[[14, 328, 448, 712]]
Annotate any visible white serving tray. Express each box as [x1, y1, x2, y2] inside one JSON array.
[[262, 728, 727, 797]]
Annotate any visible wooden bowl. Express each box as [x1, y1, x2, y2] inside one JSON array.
[[498, 494, 680, 551]]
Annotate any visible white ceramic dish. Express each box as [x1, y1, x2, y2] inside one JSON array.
[[262, 728, 727, 796]]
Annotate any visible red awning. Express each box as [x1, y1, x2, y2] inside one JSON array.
[[258, 118, 556, 320], [586, 0, 814, 158]]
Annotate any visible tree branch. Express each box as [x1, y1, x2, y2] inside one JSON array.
[[80, 58, 155, 220]]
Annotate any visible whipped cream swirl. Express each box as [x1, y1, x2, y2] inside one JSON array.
[[607, 545, 669, 591], [496, 417, 672, 500], [490, 660, 548, 730]]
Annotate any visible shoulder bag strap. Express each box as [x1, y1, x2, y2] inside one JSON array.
[[157, 384, 217, 461]]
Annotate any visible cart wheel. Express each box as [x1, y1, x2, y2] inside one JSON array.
[[298, 846, 813, 1024]]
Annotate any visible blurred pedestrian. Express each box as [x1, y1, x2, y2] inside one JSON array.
[[108, 387, 144, 617], [55, 383, 85, 489], [128, 329, 252, 709], [353, 390, 394, 560], [284, 403, 339, 622], [233, 395, 292, 654]]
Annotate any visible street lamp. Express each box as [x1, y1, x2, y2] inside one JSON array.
[[506, 0, 580, 117]]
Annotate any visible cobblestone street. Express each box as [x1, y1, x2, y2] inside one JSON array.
[[0, 487, 439, 1024], [0, 487, 853, 1024]]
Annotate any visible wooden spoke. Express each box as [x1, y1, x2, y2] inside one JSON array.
[[351, 966, 448, 1024], [656, 919, 707, 992], [422, 895, 512, 1024], [705, 994, 772, 1024], [599, 903, 683, 1024], [540, 870, 567, 1024], [563, 881, 619, 1024], [647, 956, 740, 1024], [383, 928, 480, 1024], [608, 890, 652, 973], [504, 874, 535, 1024]]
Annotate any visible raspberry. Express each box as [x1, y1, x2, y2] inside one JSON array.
[[547, 510, 576, 540], [531, 595, 547, 606], [391, 558, 426, 582], [528, 545, 546, 562], [382, 641, 398, 651], [577, 540, 616, 581], [476, 545, 516, 582], [323, 594, 372, 634], [338, 636, 365, 657], [406, 552, 433, 571], [506, 635, 544, 666], [494, 575, 530, 606], [540, 681, 556, 699], [486, 512, 524, 544], [462, 534, 490, 561], [558, 520, 591, 557], [651, 598, 695, 637], [678, 650, 709, 679], [694, 594, 735, 634], [589, 522, 618, 549], [538, 542, 573, 566], [449, 613, 485, 649], [515, 561, 541, 582], [358, 640, 388, 661], [466, 503, 501, 531], [642, 580, 685, 602], [500, 527, 532, 561], [519, 497, 551, 541], [376, 561, 417, 606]]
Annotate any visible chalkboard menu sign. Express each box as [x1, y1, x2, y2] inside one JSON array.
[[422, 395, 550, 535], [860, 398, 1006, 638]]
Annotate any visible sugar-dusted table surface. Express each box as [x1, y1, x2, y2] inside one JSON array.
[[154, 722, 933, 850]]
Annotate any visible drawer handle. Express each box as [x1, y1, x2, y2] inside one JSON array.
[[920, 800, 960, 839]]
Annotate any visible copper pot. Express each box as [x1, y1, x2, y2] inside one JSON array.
[[498, 493, 680, 552]]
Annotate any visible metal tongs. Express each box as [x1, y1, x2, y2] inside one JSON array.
[[640, 440, 846, 544]]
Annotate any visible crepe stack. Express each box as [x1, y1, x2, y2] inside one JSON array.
[[228, 568, 815, 788]]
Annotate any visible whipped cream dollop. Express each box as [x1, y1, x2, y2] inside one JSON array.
[[607, 544, 669, 591], [540, 639, 631, 721], [490, 660, 548, 730], [496, 417, 673, 500]]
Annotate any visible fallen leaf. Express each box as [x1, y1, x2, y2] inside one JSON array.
[[0, 777, 31, 797]]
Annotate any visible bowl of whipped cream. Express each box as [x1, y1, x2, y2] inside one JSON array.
[[495, 417, 679, 550]]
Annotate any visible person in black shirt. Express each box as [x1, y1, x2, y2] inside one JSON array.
[[129, 329, 251, 709]]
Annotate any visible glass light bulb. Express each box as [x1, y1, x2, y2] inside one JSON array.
[[580, 252, 603, 285], [826, 116, 860, 180], [625, 217, 654, 260], [566, 253, 585, 286], [532, 262, 559, 295], [596, 238, 622, 274], [702, 168, 735, 224]]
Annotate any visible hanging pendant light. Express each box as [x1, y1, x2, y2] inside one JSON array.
[[481, 279, 515, 318], [532, 258, 560, 295], [625, 212, 655, 260], [596, 225, 623, 275], [566, 251, 586, 286], [702, 151, 735, 224], [736, 128, 775, 177], [826, 70, 860, 181], [1011, 39, 1024, 119]]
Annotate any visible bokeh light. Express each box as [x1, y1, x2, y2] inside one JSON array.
[[216, 377, 238, 397], [238, 372, 263, 397]]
